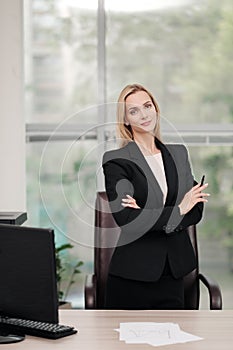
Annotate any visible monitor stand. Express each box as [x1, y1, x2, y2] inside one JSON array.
[[0, 332, 25, 344]]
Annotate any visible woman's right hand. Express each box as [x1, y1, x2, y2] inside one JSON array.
[[178, 183, 210, 215], [121, 194, 141, 209]]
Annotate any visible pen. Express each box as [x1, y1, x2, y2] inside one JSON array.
[[200, 175, 205, 186]]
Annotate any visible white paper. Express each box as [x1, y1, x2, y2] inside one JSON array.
[[115, 322, 203, 347]]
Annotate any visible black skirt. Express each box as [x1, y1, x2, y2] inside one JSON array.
[[104, 258, 184, 310]]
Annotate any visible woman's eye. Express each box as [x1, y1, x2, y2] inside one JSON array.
[[129, 109, 138, 115], [145, 104, 152, 109]]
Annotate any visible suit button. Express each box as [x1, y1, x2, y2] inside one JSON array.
[[163, 225, 166, 231]]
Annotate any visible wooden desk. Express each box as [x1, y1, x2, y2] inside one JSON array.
[[1, 310, 233, 349]]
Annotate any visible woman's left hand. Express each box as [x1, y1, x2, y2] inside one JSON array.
[[178, 183, 209, 215], [121, 194, 141, 209]]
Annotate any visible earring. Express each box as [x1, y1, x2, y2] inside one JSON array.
[[125, 120, 129, 126]]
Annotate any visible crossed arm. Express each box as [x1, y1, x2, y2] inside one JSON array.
[[102, 157, 208, 237]]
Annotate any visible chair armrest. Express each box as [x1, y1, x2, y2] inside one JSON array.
[[84, 274, 97, 309], [198, 273, 222, 310]]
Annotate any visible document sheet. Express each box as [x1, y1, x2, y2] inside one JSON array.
[[115, 322, 203, 347]]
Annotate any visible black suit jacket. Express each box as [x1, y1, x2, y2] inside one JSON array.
[[102, 138, 203, 282]]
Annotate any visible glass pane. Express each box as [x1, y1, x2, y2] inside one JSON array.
[[106, 0, 233, 125], [26, 138, 100, 307], [188, 145, 233, 309], [24, 0, 233, 310], [24, 0, 98, 123]]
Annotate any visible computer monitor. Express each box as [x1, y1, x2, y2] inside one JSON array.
[[0, 224, 58, 324]]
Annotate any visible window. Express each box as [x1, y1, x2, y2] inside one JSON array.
[[25, 0, 233, 308]]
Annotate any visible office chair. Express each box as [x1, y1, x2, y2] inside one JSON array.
[[85, 192, 222, 310]]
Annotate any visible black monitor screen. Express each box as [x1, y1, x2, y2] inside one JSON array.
[[0, 224, 58, 323]]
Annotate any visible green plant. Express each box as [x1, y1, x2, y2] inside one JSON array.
[[55, 243, 83, 302]]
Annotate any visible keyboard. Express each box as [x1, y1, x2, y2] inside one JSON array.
[[0, 316, 77, 339]]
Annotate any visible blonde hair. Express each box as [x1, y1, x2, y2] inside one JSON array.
[[116, 84, 161, 147]]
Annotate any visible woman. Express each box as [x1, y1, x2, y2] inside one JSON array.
[[102, 83, 209, 309]]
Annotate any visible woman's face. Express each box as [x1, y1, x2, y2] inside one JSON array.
[[125, 91, 157, 136]]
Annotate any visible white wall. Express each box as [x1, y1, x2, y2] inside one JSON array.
[[0, 0, 26, 211]]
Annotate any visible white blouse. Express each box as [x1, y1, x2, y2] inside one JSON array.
[[144, 152, 168, 204]]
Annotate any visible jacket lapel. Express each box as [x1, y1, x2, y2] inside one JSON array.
[[157, 140, 178, 207], [126, 138, 178, 207]]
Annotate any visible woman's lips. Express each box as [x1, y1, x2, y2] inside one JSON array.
[[141, 120, 151, 126]]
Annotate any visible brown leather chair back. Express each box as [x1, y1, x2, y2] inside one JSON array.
[[94, 191, 200, 309]]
